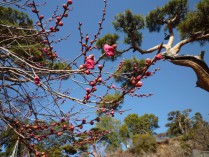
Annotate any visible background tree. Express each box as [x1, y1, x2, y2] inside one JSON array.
[[166, 109, 192, 136], [123, 113, 159, 136], [131, 133, 157, 155], [95, 116, 122, 154], [188, 112, 209, 150], [119, 113, 159, 155]]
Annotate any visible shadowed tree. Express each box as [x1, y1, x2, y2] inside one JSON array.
[[166, 109, 192, 136]]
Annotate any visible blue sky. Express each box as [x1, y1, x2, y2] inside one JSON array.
[[15, 0, 209, 133]]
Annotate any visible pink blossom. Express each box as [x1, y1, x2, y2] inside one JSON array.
[[85, 55, 95, 69], [155, 54, 163, 60], [111, 84, 116, 88], [103, 44, 116, 57]]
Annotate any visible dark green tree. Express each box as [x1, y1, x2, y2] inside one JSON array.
[[123, 113, 159, 135], [166, 109, 192, 136], [131, 133, 157, 155], [120, 113, 159, 153]]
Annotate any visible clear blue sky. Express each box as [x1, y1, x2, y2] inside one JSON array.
[[15, 0, 208, 133]]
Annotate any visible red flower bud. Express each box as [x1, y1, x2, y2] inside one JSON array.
[[63, 4, 68, 9], [145, 71, 152, 76], [155, 54, 163, 60], [67, 0, 73, 5], [135, 81, 143, 87], [59, 21, 63, 26], [145, 58, 152, 66], [56, 16, 61, 21], [39, 15, 44, 20]]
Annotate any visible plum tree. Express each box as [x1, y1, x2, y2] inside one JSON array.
[[0, 0, 208, 156]]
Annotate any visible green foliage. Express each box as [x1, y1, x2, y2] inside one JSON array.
[[124, 113, 159, 135], [96, 33, 119, 60], [0, 121, 76, 156], [13, 44, 45, 62], [119, 124, 130, 146], [192, 112, 204, 128], [146, 0, 188, 32], [61, 145, 77, 155], [52, 149, 63, 157], [0, 6, 73, 74], [95, 116, 122, 153], [166, 109, 192, 136], [188, 113, 209, 150], [131, 133, 157, 155], [76, 134, 89, 152], [139, 113, 159, 134], [165, 110, 209, 150], [105, 132, 122, 153], [96, 33, 119, 48], [0, 127, 28, 156], [46, 62, 72, 72], [113, 57, 146, 87], [0, 6, 46, 65], [112, 10, 144, 46], [178, 0, 209, 41], [0, 6, 33, 26], [96, 116, 121, 132], [124, 114, 140, 135], [98, 93, 123, 115]]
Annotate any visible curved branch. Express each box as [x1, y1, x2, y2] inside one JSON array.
[[131, 32, 166, 54], [172, 33, 209, 54], [165, 53, 209, 92]]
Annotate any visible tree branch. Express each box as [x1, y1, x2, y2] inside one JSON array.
[[131, 32, 166, 54], [165, 53, 209, 92], [167, 20, 174, 49], [171, 33, 209, 54]]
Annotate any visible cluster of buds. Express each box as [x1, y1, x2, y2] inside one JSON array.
[[42, 47, 57, 59], [130, 76, 143, 88]]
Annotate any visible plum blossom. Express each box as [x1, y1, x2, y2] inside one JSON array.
[[85, 55, 95, 69], [155, 54, 163, 60], [111, 84, 116, 88], [103, 44, 116, 57]]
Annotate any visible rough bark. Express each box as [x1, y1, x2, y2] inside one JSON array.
[[165, 53, 209, 92]]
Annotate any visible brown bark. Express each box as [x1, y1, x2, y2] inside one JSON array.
[[165, 53, 209, 92]]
